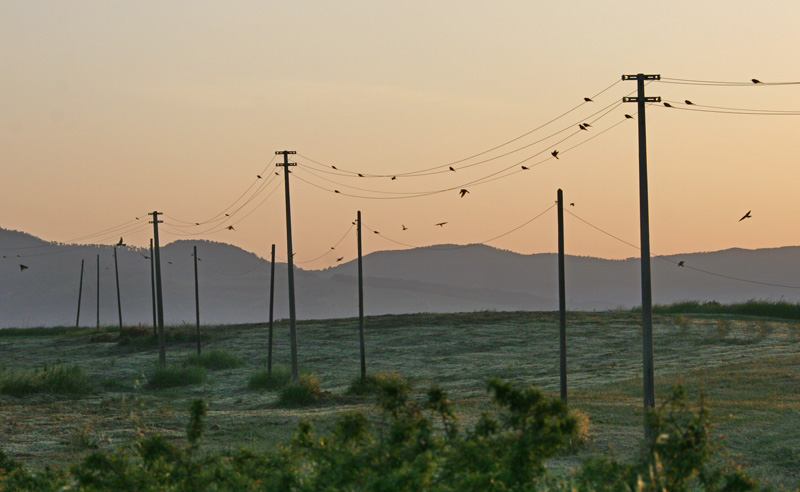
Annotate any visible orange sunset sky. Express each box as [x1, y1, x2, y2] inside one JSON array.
[[2, 1, 800, 269]]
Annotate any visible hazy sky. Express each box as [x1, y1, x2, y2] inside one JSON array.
[[2, 1, 800, 269]]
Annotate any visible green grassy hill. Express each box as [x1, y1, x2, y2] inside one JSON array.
[[1, 309, 798, 488]]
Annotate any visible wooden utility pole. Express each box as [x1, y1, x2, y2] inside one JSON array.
[[193, 245, 201, 355], [114, 247, 123, 329], [268, 243, 276, 375], [357, 211, 366, 380], [96, 254, 100, 330], [623, 73, 660, 440], [557, 189, 567, 404], [150, 239, 157, 336], [75, 259, 84, 328], [150, 212, 166, 369], [276, 150, 299, 381]]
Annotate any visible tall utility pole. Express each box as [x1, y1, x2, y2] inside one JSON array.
[[268, 243, 276, 375], [76, 259, 85, 328], [557, 189, 567, 404], [193, 245, 201, 355], [150, 212, 166, 369], [96, 254, 100, 330], [357, 211, 366, 381], [623, 73, 660, 440], [114, 247, 123, 329], [276, 150, 299, 381], [150, 239, 157, 336]]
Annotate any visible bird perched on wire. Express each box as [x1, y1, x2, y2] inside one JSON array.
[[521, 165, 529, 170], [752, 78, 762, 84], [625, 114, 633, 119], [227, 225, 236, 230], [257, 174, 262, 179], [551, 150, 559, 159], [373, 230, 380, 234], [663, 102, 673, 108], [579, 124, 588, 131], [117, 237, 125, 247], [449, 166, 456, 172], [332, 165, 338, 170], [584, 97, 593, 102], [459, 189, 469, 198], [435, 222, 448, 227], [391, 176, 397, 180], [358, 173, 364, 177], [336, 257, 344, 262], [19, 264, 28, 271], [684, 100, 694, 105], [739, 210, 752, 222], [678, 261, 685, 267]]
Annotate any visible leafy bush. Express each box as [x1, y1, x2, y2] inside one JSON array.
[[0, 363, 91, 396], [277, 373, 322, 406], [346, 371, 406, 396], [184, 349, 241, 370], [148, 364, 206, 389], [247, 365, 291, 391]]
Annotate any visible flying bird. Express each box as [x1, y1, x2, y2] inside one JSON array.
[[117, 237, 125, 247], [226, 225, 236, 230], [752, 78, 762, 84], [521, 165, 529, 170], [684, 100, 694, 105], [739, 210, 752, 222], [663, 102, 673, 108], [435, 222, 448, 227], [449, 166, 456, 172], [336, 257, 343, 262], [584, 97, 593, 102], [677, 261, 685, 267], [459, 189, 469, 198], [19, 264, 28, 271], [402, 224, 408, 230], [551, 150, 559, 159], [625, 114, 633, 119]]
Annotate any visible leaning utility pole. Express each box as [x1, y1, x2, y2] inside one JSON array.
[[623, 73, 660, 440], [557, 189, 567, 404], [193, 245, 201, 356], [76, 259, 85, 328], [150, 212, 166, 369], [114, 246, 123, 329], [357, 210, 366, 381], [276, 150, 299, 381], [267, 243, 276, 375]]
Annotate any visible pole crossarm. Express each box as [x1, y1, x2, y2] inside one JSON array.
[[623, 96, 661, 103], [622, 74, 660, 81]]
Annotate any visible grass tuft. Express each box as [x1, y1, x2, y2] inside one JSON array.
[[248, 365, 291, 391], [648, 299, 800, 320], [0, 364, 91, 396], [184, 349, 241, 370], [277, 373, 322, 406], [148, 364, 207, 389], [347, 372, 407, 396]]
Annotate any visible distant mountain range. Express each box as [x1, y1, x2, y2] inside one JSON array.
[[2, 227, 800, 328]]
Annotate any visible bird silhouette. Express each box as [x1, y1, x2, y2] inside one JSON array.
[[227, 225, 236, 230], [373, 230, 380, 234], [225, 213, 230, 216], [195, 223, 200, 226], [663, 102, 673, 108], [739, 210, 752, 222], [331, 165, 338, 170], [551, 150, 559, 159], [435, 222, 447, 227], [402, 224, 408, 230], [336, 257, 344, 262], [579, 124, 587, 131], [257, 174, 262, 179], [117, 237, 125, 247], [684, 100, 694, 105], [583, 122, 592, 128], [391, 176, 397, 180], [358, 173, 364, 177], [167, 261, 173, 265], [459, 189, 469, 198], [19, 264, 28, 271], [274, 172, 279, 176], [335, 190, 340, 193], [521, 165, 529, 170], [625, 114, 633, 119], [584, 97, 593, 102], [752, 79, 762, 84], [570, 203, 575, 207], [678, 261, 685, 267], [449, 166, 456, 172]]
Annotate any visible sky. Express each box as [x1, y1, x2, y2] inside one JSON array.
[[2, 1, 800, 269]]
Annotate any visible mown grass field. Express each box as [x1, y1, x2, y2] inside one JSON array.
[[1, 309, 798, 489]]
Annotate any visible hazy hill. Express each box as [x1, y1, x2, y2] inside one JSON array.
[[2, 227, 800, 328]]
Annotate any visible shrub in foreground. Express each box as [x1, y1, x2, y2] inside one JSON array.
[[0, 364, 91, 396], [148, 364, 206, 389], [346, 371, 407, 396], [184, 349, 241, 370], [277, 373, 322, 406]]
